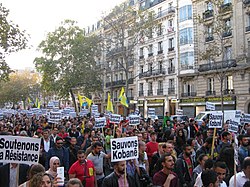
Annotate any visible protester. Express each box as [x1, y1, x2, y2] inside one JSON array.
[[201, 170, 219, 187], [46, 156, 60, 179], [192, 154, 208, 181], [66, 178, 83, 187]]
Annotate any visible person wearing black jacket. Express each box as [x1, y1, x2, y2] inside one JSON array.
[[68, 137, 80, 168], [174, 144, 195, 187], [102, 161, 140, 187]]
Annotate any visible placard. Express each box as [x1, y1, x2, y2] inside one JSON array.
[[0, 135, 41, 165], [209, 112, 223, 128], [129, 115, 140, 126], [110, 114, 121, 124], [94, 117, 106, 128], [206, 102, 215, 111], [228, 119, 239, 133], [148, 108, 155, 117], [176, 109, 183, 115], [241, 113, 250, 124], [48, 112, 62, 123], [91, 105, 98, 115], [111, 136, 139, 162]]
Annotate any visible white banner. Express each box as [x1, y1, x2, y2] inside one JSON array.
[[48, 112, 62, 123], [241, 113, 250, 124], [206, 102, 215, 111], [94, 117, 106, 128], [176, 109, 183, 115], [110, 114, 121, 124], [0, 136, 41, 165], [111, 136, 139, 162], [91, 105, 98, 115], [228, 119, 239, 133], [129, 115, 140, 126], [148, 108, 155, 116], [69, 112, 77, 118], [209, 112, 223, 128]]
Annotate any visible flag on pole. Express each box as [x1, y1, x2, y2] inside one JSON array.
[[35, 98, 41, 109], [119, 87, 128, 107], [107, 93, 114, 113], [82, 96, 92, 107], [78, 93, 83, 107], [27, 97, 32, 104]]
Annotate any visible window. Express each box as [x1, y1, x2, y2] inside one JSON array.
[[179, 5, 192, 22], [120, 72, 123, 80], [207, 1, 213, 10], [224, 46, 232, 60], [224, 18, 231, 33], [114, 90, 118, 99], [148, 82, 153, 90], [169, 79, 174, 88], [148, 63, 153, 73], [106, 75, 111, 82], [247, 14, 250, 27], [158, 41, 163, 51], [140, 65, 144, 73], [208, 78, 214, 91], [180, 52, 194, 67], [158, 80, 163, 89], [148, 44, 153, 54], [225, 75, 233, 89], [148, 27, 153, 39], [115, 74, 118, 81], [179, 28, 193, 45], [183, 83, 193, 93], [140, 47, 144, 56], [128, 71, 133, 79], [128, 89, 133, 97], [207, 25, 213, 37], [158, 61, 163, 72], [157, 23, 162, 35], [169, 38, 174, 48], [158, 7, 162, 17], [169, 19, 173, 27], [139, 83, 143, 91], [248, 41, 250, 57], [169, 58, 174, 70]]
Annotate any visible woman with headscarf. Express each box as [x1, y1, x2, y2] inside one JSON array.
[[46, 156, 60, 179]]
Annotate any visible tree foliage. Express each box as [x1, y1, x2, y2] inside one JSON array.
[[34, 20, 102, 101], [0, 3, 29, 81], [0, 70, 39, 106]]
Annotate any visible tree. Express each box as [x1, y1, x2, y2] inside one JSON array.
[[0, 3, 28, 81], [34, 20, 102, 112], [0, 70, 39, 108], [195, 0, 240, 123], [99, 2, 156, 113]]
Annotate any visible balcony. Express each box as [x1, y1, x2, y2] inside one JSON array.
[[168, 7, 175, 14], [168, 47, 175, 52], [220, 3, 232, 13], [139, 69, 166, 78], [128, 78, 134, 84], [246, 26, 250, 32], [168, 67, 175, 74], [203, 10, 214, 19], [198, 59, 237, 72], [148, 52, 153, 57], [206, 90, 216, 96], [222, 31, 232, 38], [158, 50, 163, 54], [168, 87, 175, 94], [224, 89, 235, 95], [205, 36, 214, 42], [157, 89, 163, 95], [244, 0, 250, 6], [113, 80, 126, 86], [139, 91, 144, 96], [139, 55, 144, 60], [181, 92, 197, 97], [106, 82, 112, 87], [148, 90, 153, 96]]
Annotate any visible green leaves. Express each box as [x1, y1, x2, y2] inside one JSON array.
[[34, 20, 102, 99], [0, 3, 28, 81]]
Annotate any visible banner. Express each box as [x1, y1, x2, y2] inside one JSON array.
[[48, 112, 62, 123], [176, 109, 183, 115], [0, 135, 41, 165], [148, 108, 155, 116], [111, 136, 139, 162], [206, 102, 215, 111], [91, 105, 99, 115], [228, 119, 239, 133], [241, 113, 250, 124], [129, 115, 140, 126], [209, 112, 223, 128], [110, 114, 121, 124], [94, 117, 106, 128]]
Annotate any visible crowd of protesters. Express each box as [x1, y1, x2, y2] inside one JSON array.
[[1, 110, 250, 187]]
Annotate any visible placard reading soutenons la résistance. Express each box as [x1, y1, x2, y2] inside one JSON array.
[[111, 136, 138, 162], [0, 135, 41, 165]]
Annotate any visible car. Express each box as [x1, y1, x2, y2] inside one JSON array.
[[170, 115, 189, 123]]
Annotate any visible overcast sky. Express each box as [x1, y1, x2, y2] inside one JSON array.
[[1, 0, 124, 70]]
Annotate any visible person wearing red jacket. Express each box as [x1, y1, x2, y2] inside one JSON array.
[[146, 132, 158, 165]]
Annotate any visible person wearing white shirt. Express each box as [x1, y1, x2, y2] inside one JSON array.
[[213, 161, 228, 187], [229, 157, 250, 187]]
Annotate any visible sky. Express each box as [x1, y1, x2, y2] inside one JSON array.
[[1, 0, 124, 70]]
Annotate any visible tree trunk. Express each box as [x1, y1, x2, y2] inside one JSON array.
[[70, 88, 78, 114]]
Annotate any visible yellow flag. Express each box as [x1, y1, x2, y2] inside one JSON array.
[[27, 97, 32, 104], [35, 98, 41, 109], [107, 93, 114, 113], [119, 87, 128, 107], [78, 93, 83, 107], [82, 96, 92, 107]]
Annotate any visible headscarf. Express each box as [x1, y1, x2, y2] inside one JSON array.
[[46, 156, 60, 178]]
